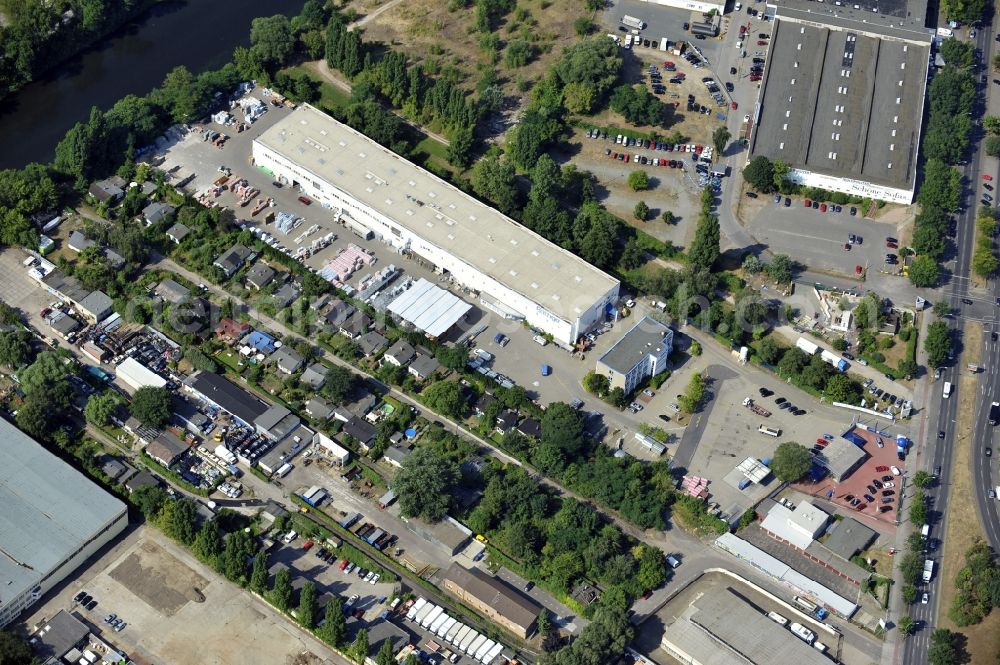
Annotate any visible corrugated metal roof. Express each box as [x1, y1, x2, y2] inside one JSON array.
[[0, 419, 126, 607]]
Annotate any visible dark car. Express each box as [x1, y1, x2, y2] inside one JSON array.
[[812, 201, 819, 209], [962, 297, 974, 305], [849, 497, 861, 506], [993, 332, 998, 341], [725, 81, 735, 92], [74, 591, 87, 603], [866, 485, 877, 494], [938, 430, 946, 439], [524, 581, 535, 592], [659, 414, 672, 423], [882, 489, 895, 496], [784, 197, 791, 206], [794, 409, 806, 416], [850, 206, 857, 215], [987, 447, 993, 457], [775, 397, 786, 404], [879, 505, 892, 513], [85, 600, 98, 611], [863, 494, 876, 502], [842, 352, 854, 360], [882, 475, 893, 482], [898, 451, 906, 461], [759, 387, 774, 397], [844, 494, 855, 501], [881, 497, 894, 504], [873, 479, 884, 489], [934, 465, 942, 477]]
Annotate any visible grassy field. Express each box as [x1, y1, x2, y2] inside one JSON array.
[[348, 0, 592, 103], [938, 320, 1000, 663], [282, 64, 352, 111]]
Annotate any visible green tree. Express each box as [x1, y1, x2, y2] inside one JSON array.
[[192, 518, 224, 564], [270, 567, 293, 611], [159, 498, 199, 545], [19, 351, 72, 409], [909, 255, 941, 288], [574, 16, 594, 36], [184, 348, 218, 373], [924, 320, 952, 368], [985, 136, 1000, 157], [250, 548, 269, 593], [913, 470, 933, 489], [131, 386, 172, 428], [928, 628, 961, 665], [898, 615, 916, 636], [619, 238, 645, 269], [298, 581, 317, 628], [84, 391, 120, 427], [375, 639, 396, 665], [688, 210, 720, 272], [627, 170, 649, 191], [447, 126, 475, 168], [471, 152, 519, 215], [909, 490, 929, 525], [318, 597, 347, 646], [394, 448, 459, 521], [742, 156, 775, 192], [421, 380, 466, 418], [825, 374, 862, 404], [661, 210, 676, 225], [320, 365, 357, 403], [757, 337, 784, 365], [633, 200, 650, 221], [583, 371, 609, 395], [771, 442, 812, 482], [712, 126, 731, 155], [0, 329, 32, 368], [766, 254, 794, 284], [902, 584, 918, 604], [678, 373, 706, 414], [541, 402, 587, 458], [350, 628, 369, 665], [0, 630, 33, 665], [553, 37, 623, 109]]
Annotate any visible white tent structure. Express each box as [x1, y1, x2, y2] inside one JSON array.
[[387, 278, 472, 338]]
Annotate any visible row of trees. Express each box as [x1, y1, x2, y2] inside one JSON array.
[[910, 39, 979, 287], [466, 465, 667, 601], [755, 337, 865, 402]]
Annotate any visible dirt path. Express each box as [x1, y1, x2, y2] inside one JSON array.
[[348, 0, 408, 29], [302, 60, 451, 147]]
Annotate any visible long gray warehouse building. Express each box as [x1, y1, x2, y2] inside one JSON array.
[[748, 0, 932, 204], [0, 418, 128, 627], [252, 104, 620, 347]]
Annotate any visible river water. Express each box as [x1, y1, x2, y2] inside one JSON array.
[[0, 0, 306, 169]]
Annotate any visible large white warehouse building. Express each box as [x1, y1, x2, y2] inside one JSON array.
[[0, 418, 128, 627], [252, 105, 620, 346]]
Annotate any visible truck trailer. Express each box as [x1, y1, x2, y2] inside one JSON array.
[[406, 598, 427, 621], [621, 14, 645, 29], [990, 402, 1000, 426]]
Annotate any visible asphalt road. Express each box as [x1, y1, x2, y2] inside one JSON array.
[[901, 24, 992, 665]]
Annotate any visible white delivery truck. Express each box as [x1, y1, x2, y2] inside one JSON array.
[[406, 597, 427, 621], [622, 14, 645, 29], [923, 559, 935, 583]]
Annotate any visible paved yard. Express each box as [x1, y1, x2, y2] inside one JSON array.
[[745, 199, 903, 278]]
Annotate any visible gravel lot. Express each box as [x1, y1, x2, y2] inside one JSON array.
[[23, 526, 341, 665]]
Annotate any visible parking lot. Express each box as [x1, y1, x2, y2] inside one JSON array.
[[670, 355, 860, 523], [795, 425, 910, 529], [745, 199, 904, 277], [24, 526, 337, 665]]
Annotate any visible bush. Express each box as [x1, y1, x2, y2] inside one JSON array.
[[627, 170, 650, 191], [633, 200, 650, 221]]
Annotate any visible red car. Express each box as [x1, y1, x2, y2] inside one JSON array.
[[39, 307, 51, 318], [758, 40, 768, 45], [855, 265, 863, 275], [663, 61, 675, 69], [302, 539, 313, 550], [297, 195, 312, 205], [731, 101, 738, 110], [676, 72, 686, 79], [844, 243, 851, 251], [804, 199, 812, 207], [338, 559, 349, 571], [886, 241, 898, 249], [984, 174, 994, 181], [820, 203, 827, 212]]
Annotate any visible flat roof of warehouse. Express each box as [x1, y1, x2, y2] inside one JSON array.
[[254, 105, 619, 323], [0, 419, 126, 609], [750, 15, 929, 190]]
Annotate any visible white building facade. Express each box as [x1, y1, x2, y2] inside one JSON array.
[[252, 106, 619, 347]]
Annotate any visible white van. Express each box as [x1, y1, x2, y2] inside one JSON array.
[[921, 524, 930, 539], [533, 335, 548, 346], [282, 530, 298, 544], [22, 256, 37, 267], [943, 381, 953, 398]]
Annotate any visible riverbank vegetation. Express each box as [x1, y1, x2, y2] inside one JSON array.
[[0, 0, 162, 98]]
